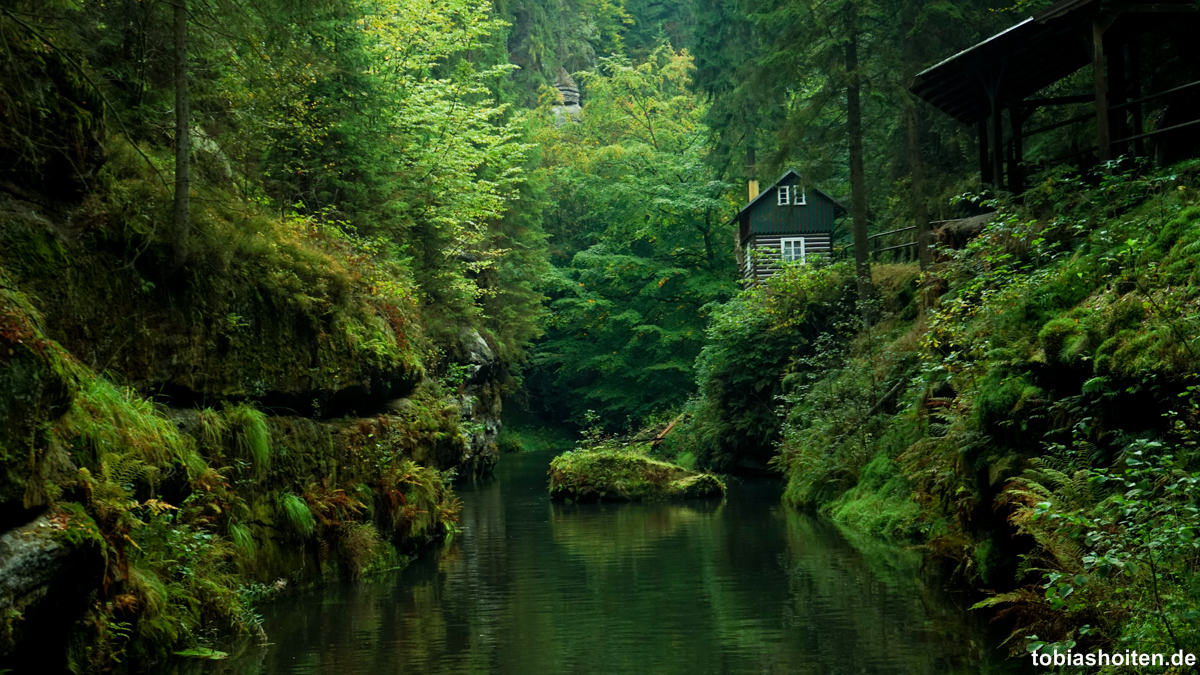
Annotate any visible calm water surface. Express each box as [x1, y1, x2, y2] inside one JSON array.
[[197, 451, 1028, 674]]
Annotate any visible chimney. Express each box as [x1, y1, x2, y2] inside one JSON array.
[[748, 180, 760, 201]]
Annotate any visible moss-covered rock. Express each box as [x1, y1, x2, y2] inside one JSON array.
[[548, 449, 725, 502], [0, 192, 425, 411], [0, 273, 80, 516]]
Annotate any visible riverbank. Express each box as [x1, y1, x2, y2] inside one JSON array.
[[0, 177, 501, 669], [666, 161, 1200, 659]]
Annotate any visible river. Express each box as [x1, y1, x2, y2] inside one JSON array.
[[185, 450, 1029, 674]]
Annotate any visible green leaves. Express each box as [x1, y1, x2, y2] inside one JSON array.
[[528, 47, 738, 425]]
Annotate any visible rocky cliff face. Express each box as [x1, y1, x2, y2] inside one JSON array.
[[551, 68, 583, 125], [0, 195, 508, 669], [453, 329, 503, 474]]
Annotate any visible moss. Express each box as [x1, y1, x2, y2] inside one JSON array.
[[548, 448, 725, 502], [827, 455, 924, 541], [974, 367, 1046, 446], [0, 270, 79, 508], [1038, 317, 1080, 363], [0, 268, 464, 668], [0, 175, 427, 406]]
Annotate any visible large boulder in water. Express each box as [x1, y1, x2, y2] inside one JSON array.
[[549, 449, 725, 502]]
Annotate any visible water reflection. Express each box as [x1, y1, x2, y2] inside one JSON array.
[[178, 451, 1028, 675]]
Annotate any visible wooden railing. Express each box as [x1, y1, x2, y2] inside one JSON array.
[[869, 225, 917, 262]]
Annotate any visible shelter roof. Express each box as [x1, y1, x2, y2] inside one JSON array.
[[910, 0, 1197, 124]]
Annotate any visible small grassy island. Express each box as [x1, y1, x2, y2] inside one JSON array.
[[549, 448, 725, 502]]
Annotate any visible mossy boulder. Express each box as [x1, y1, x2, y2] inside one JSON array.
[[548, 449, 725, 502], [0, 275, 80, 515]]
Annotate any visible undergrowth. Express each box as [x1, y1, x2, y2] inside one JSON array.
[[673, 159, 1200, 663]]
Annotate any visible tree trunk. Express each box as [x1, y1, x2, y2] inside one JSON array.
[[902, 9, 931, 271], [172, 0, 190, 268], [845, 3, 874, 319]]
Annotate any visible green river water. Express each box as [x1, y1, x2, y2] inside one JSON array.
[[180, 450, 1031, 674]]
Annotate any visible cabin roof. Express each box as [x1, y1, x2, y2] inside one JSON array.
[[911, 0, 1199, 124], [726, 169, 848, 227]]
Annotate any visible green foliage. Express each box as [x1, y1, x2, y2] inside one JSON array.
[[65, 378, 206, 485], [0, 0, 540, 668], [497, 428, 525, 453], [497, 424, 576, 453], [376, 458, 461, 542], [671, 261, 858, 470], [0, 319, 265, 669], [688, 0, 1009, 230], [497, 0, 634, 102], [277, 492, 316, 539], [996, 439, 1200, 658], [663, 163, 1200, 670], [228, 521, 256, 559], [525, 46, 739, 427]]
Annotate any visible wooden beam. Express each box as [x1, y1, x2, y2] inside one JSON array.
[[1093, 17, 1112, 164], [876, 242, 917, 255], [1022, 95, 1095, 107], [1113, 117, 1200, 144], [868, 225, 918, 240], [1110, 79, 1200, 112], [1024, 110, 1096, 138]]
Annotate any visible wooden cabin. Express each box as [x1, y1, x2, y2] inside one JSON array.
[[729, 169, 846, 282]]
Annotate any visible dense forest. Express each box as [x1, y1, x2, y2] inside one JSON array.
[[3, 0, 1200, 671]]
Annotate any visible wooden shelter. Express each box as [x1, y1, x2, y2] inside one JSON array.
[[730, 169, 846, 283], [911, 0, 1200, 192]]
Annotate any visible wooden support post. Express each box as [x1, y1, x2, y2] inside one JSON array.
[[978, 117, 992, 185], [991, 97, 1005, 190], [1010, 108, 1025, 194], [1109, 34, 1127, 156], [1093, 18, 1112, 163], [1130, 37, 1144, 157]]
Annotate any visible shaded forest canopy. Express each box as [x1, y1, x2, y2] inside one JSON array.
[[3, 0, 1200, 670]]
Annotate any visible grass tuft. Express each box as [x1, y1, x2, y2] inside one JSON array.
[[229, 521, 256, 559], [225, 403, 270, 475], [277, 492, 315, 538]]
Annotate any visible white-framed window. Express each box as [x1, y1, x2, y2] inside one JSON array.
[[793, 188, 807, 206], [781, 237, 805, 263], [777, 186, 790, 205]]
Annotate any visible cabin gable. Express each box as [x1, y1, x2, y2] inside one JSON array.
[[745, 179, 837, 238]]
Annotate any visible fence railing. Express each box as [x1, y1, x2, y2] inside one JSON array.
[[869, 225, 917, 262]]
